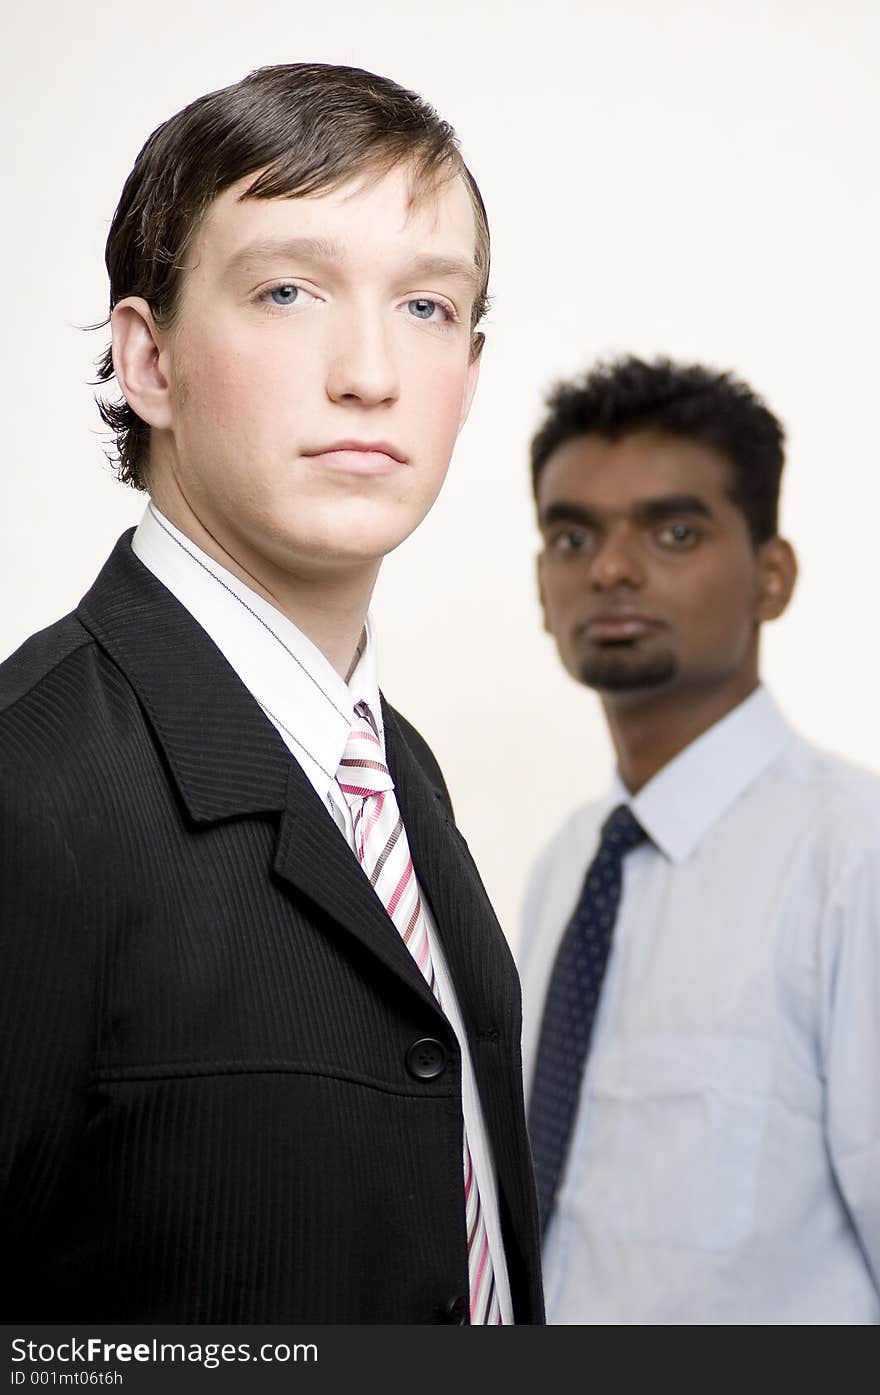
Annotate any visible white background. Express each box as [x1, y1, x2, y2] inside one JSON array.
[[2, 0, 878, 945]]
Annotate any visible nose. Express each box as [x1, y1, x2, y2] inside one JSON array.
[[325, 305, 400, 408], [589, 525, 645, 590]]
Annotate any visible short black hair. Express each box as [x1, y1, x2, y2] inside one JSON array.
[[530, 355, 786, 544]]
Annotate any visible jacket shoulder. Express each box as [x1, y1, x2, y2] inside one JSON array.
[[0, 613, 94, 720], [0, 612, 140, 797]]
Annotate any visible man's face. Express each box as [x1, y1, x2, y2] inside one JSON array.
[[144, 162, 481, 579], [536, 430, 777, 699]]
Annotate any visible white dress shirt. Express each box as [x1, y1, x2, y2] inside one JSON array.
[[519, 686, 880, 1324], [132, 503, 512, 1323]]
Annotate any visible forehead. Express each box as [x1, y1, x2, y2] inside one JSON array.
[[537, 429, 737, 512], [188, 162, 479, 274]]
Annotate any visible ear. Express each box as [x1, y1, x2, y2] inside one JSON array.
[[110, 297, 175, 430], [456, 340, 482, 433], [754, 536, 798, 623]]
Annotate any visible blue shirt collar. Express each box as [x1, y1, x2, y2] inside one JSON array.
[[609, 686, 795, 864]]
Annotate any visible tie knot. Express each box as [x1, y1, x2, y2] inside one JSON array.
[[600, 803, 647, 856], [337, 702, 394, 799]]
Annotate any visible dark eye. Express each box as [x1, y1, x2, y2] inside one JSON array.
[[549, 528, 589, 556], [657, 522, 697, 548]]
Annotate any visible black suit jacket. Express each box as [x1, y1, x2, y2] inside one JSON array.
[[0, 533, 544, 1324]]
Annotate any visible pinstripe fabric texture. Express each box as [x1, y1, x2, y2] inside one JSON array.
[[338, 702, 501, 1324], [0, 532, 545, 1324]]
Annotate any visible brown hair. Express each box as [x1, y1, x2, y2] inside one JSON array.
[[96, 63, 491, 490]]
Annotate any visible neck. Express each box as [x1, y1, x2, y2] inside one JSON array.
[[149, 484, 379, 681], [602, 666, 760, 794]]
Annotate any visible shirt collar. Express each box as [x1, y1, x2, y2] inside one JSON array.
[[609, 686, 795, 864], [131, 502, 382, 803]]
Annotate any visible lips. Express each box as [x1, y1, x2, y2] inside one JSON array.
[[581, 615, 664, 642], [303, 439, 407, 464]]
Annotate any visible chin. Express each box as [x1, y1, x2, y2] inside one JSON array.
[[248, 511, 409, 570], [288, 530, 413, 570], [575, 650, 679, 692], [282, 499, 429, 567]]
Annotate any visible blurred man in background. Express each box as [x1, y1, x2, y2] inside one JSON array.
[[520, 355, 880, 1322]]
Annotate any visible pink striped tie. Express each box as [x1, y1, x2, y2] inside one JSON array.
[[337, 701, 502, 1325]]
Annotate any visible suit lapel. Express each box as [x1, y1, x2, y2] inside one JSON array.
[[77, 532, 290, 821], [76, 532, 440, 1006], [383, 703, 519, 1040], [271, 768, 440, 1007]]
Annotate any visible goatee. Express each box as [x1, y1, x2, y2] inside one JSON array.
[[578, 649, 678, 692]]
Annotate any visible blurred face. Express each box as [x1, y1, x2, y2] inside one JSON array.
[[140, 162, 481, 579], [536, 430, 787, 700]]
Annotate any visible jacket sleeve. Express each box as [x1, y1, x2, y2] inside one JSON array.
[[0, 767, 95, 1249]]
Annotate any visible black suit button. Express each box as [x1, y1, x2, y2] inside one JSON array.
[[443, 1295, 469, 1324], [405, 1037, 447, 1080]]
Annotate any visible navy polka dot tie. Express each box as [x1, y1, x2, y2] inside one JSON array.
[[527, 804, 647, 1238]]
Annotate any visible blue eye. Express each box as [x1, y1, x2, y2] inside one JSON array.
[[408, 298, 442, 321], [270, 285, 299, 306]]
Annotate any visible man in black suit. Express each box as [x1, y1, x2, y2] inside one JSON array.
[[0, 64, 543, 1324]]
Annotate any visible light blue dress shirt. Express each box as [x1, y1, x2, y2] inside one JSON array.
[[519, 687, 880, 1323]]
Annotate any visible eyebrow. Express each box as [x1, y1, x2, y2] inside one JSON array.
[[401, 254, 482, 295], [538, 494, 715, 530], [224, 237, 481, 294], [224, 235, 344, 275]]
